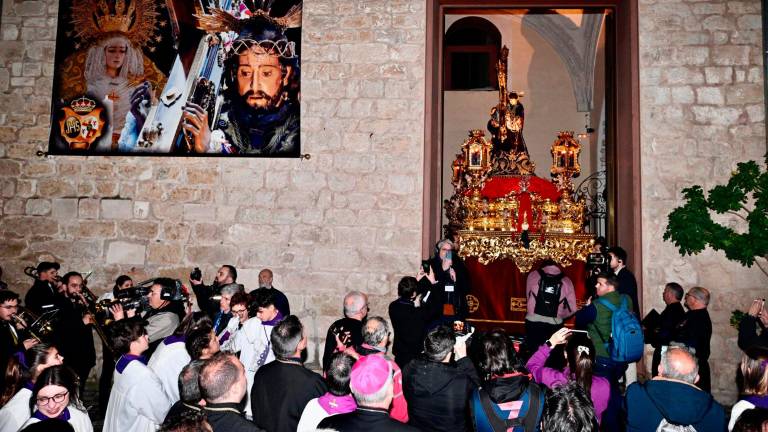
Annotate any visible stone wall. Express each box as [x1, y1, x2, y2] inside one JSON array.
[[1, 0, 766, 405], [0, 0, 426, 365], [639, 0, 766, 403]]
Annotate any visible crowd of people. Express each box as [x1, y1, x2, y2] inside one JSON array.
[[0, 238, 766, 431]]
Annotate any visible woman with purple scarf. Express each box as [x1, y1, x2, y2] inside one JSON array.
[[20, 365, 92, 431]]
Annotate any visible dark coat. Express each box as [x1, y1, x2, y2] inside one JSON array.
[[322, 317, 363, 371], [625, 379, 725, 432], [427, 256, 471, 320], [25, 279, 59, 314], [738, 315, 768, 351], [403, 356, 479, 432], [614, 267, 639, 317], [204, 402, 264, 432], [251, 360, 327, 432], [318, 407, 421, 432], [650, 301, 686, 376], [0, 321, 24, 394], [389, 298, 435, 369], [675, 308, 713, 392]]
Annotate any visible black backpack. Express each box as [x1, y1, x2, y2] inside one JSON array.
[[532, 270, 568, 318]]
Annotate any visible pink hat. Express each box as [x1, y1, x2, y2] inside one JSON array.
[[350, 355, 392, 396]]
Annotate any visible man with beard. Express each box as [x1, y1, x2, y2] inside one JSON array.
[[190, 265, 244, 335], [183, 13, 299, 156], [55, 271, 97, 395]]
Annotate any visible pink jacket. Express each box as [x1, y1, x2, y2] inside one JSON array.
[[526, 344, 610, 423], [525, 265, 576, 323]]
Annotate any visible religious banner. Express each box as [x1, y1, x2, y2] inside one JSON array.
[[49, 0, 302, 157]]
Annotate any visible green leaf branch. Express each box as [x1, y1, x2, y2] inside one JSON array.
[[663, 159, 768, 278]]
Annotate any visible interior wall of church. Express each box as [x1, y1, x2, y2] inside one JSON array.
[[442, 14, 598, 209], [638, 0, 766, 404], [0, 0, 427, 367]]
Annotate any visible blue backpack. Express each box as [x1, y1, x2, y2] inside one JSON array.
[[596, 295, 644, 362]]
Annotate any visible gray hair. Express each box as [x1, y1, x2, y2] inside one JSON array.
[[660, 346, 699, 384], [343, 291, 367, 317], [436, 238, 455, 252], [362, 316, 389, 346], [351, 370, 392, 406], [687, 286, 710, 306], [85, 35, 143, 82], [178, 360, 205, 404], [220, 284, 243, 297]]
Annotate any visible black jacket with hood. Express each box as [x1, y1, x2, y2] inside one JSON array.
[[403, 356, 480, 432], [625, 379, 725, 432]]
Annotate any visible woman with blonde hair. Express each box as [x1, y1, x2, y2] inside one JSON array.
[[730, 346, 768, 431]]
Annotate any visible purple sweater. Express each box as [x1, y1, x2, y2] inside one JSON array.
[[526, 344, 610, 423]]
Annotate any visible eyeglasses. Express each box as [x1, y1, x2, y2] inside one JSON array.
[[37, 391, 68, 406], [232, 308, 248, 315]]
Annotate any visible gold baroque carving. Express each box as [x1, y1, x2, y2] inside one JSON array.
[[458, 231, 593, 272], [467, 295, 480, 313], [510, 297, 527, 312]]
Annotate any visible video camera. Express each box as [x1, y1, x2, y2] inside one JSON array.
[[113, 282, 152, 313], [585, 252, 609, 276]]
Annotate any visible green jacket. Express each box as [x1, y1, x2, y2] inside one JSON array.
[[587, 291, 634, 358]]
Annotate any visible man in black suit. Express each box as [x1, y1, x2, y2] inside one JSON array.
[[25, 261, 61, 314], [0, 291, 37, 393], [676, 286, 713, 393], [649, 282, 687, 376], [608, 247, 639, 317]]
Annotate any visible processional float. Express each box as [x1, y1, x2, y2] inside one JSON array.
[[444, 46, 593, 273]]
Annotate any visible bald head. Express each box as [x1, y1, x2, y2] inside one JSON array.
[[659, 346, 699, 384], [258, 269, 274, 288]]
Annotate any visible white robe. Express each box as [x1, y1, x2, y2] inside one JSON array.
[[148, 338, 190, 403], [103, 357, 171, 432], [0, 388, 31, 432], [21, 407, 93, 432], [221, 316, 276, 419]]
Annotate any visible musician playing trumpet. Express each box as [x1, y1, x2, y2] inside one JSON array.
[[0, 291, 37, 388]]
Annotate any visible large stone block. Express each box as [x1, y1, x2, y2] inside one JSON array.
[[101, 199, 133, 220], [25, 198, 50, 215], [186, 245, 239, 265], [106, 242, 146, 265]]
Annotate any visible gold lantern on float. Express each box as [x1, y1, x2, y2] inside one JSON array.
[[463, 129, 492, 175], [546, 131, 587, 234]]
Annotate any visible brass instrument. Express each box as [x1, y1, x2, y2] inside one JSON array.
[[11, 307, 55, 343], [23, 266, 38, 279], [77, 273, 116, 357]]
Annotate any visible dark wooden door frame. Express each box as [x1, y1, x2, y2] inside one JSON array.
[[422, 0, 642, 298]]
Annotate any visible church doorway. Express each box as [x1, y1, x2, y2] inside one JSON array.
[[422, 0, 640, 267]]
